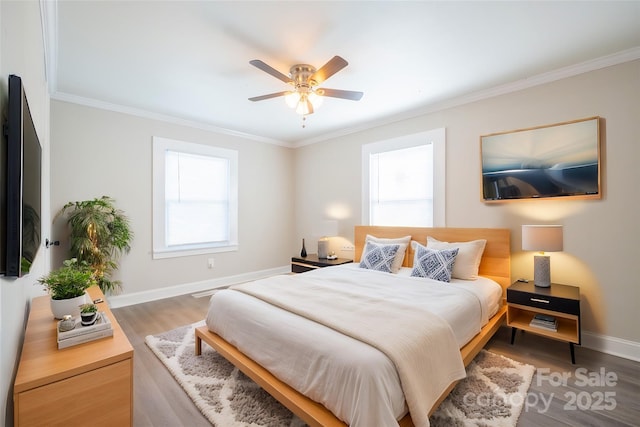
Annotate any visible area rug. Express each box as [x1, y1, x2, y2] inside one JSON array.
[[145, 322, 535, 427]]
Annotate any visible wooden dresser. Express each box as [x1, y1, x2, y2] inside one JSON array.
[[13, 286, 133, 426]]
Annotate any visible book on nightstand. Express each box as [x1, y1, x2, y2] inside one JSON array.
[[529, 313, 558, 331], [57, 312, 114, 349]]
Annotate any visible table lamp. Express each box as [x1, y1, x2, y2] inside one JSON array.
[[522, 225, 563, 288], [317, 220, 338, 259]]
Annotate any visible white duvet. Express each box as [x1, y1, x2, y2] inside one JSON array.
[[206, 264, 502, 427]]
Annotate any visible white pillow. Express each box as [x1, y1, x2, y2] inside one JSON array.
[[426, 236, 487, 280], [363, 234, 411, 273]]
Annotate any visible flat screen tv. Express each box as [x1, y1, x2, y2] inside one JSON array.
[[2, 74, 42, 277], [480, 117, 601, 202]]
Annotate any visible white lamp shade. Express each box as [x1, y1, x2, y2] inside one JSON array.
[[522, 225, 563, 252]]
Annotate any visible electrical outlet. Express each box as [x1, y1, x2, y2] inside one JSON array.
[[207, 258, 215, 269], [341, 245, 355, 251]]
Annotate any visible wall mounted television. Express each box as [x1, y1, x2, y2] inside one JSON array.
[[1, 74, 42, 277], [480, 117, 601, 202]]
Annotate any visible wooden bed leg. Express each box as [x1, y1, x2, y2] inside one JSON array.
[[195, 328, 203, 356]]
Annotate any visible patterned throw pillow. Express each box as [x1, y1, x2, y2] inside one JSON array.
[[411, 243, 459, 282], [359, 241, 401, 273], [364, 235, 411, 273]]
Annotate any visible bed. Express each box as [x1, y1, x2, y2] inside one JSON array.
[[196, 226, 511, 427]]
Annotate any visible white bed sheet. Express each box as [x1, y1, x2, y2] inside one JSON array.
[[205, 264, 502, 426]]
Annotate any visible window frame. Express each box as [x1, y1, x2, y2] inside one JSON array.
[[361, 128, 446, 227], [152, 136, 238, 259]]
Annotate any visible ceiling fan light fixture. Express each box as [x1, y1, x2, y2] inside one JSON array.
[[285, 91, 300, 108], [249, 56, 362, 119], [308, 90, 323, 109], [295, 94, 313, 115], [286, 89, 322, 115]]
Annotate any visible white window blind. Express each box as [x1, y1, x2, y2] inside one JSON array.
[[370, 144, 434, 226], [153, 137, 238, 258], [362, 128, 445, 227]]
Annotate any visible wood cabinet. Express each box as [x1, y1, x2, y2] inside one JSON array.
[[507, 281, 581, 363], [13, 286, 133, 426], [291, 254, 352, 273]]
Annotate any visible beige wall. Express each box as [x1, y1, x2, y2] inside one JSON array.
[[295, 60, 640, 349], [51, 102, 295, 294]]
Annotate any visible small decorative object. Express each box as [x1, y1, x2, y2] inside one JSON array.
[[300, 238, 307, 258], [38, 258, 96, 319], [79, 303, 99, 326], [59, 315, 76, 332], [522, 225, 564, 288]]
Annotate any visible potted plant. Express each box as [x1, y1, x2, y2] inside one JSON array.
[[58, 196, 133, 295], [38, 258, 96, 319], [79, 303, 99, 326]]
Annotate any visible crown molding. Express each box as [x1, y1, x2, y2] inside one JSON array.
[[50, 92, 293, 148]]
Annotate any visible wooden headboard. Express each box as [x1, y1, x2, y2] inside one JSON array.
[[354, 226, 511, 292]]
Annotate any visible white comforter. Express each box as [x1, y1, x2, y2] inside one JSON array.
[[206, 264, 501, 427]]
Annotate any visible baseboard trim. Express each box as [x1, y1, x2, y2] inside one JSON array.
[[582, 330, 640, 362], [107, 266, 290, 309]]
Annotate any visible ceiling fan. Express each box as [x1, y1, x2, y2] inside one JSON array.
[[248, 56, 363, 116]]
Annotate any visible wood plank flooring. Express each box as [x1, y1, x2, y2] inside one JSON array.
[[112, 294, 639, 427]]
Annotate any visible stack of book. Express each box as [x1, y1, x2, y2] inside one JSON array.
[[57, 312, 113, 349], [529, 313, 558, 332]]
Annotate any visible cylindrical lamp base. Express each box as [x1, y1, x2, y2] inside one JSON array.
[[533, 255, 551, 288], [318, 239, 329, 259]]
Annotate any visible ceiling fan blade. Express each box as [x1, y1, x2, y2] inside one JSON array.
[[248, 91, 289, 102], [317, 88, 364, 101], [249, 60, 292, 84], [311, 56, 348, 85]]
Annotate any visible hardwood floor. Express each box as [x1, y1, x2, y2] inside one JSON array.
[[112, 294, 639, 427], [113, 293, 212, 427]]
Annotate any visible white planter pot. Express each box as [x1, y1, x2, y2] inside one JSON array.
[[50, 293, 88, 319]]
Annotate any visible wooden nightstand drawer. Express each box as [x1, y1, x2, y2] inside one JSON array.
[[507, 285, 580, 315]]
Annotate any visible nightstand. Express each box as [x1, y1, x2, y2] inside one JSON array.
[[291, 254, 352, 273], [507, 281, 581, 364]]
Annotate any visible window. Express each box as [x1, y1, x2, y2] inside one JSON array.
[[362, 128, 445, 227], [153, 137, 238, 258]]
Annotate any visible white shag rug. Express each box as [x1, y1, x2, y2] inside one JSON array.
[[146, 321, 535, 427]]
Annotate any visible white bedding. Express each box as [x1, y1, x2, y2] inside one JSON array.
[[206, 263, 502, 427]]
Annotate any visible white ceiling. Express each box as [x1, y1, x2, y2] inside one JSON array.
[[49, 1, 640, 146]]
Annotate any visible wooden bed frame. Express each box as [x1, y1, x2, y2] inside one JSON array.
[[195, 226, 511, 427]]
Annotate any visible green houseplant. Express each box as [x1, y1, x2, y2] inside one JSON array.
[[59, 196, 133, 295], [38, 258, 95, 319]]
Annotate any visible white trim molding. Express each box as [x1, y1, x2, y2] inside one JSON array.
[[50, 92, 291, 148], [106, 266, 289, 309], [582, 330, 640, 363]]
